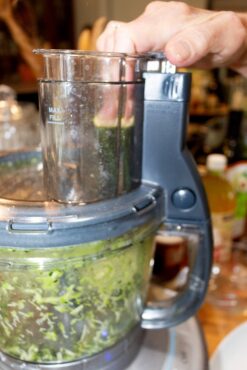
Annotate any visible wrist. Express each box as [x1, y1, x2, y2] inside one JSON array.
[[230, 13, 247, 76]]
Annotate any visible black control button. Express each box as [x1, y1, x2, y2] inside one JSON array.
[[172, 188, 196, 209]]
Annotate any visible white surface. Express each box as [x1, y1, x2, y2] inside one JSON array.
[[210, 321, 247, 370], [127, 318, 207, 370]]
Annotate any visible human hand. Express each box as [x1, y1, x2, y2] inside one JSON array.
[[97, 1, 247, 75]]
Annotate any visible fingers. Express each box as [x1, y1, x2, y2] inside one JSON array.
[[97, 21, 136, 53], [97, 2, 196, 54], [165, 11, 246, 68], [165, 21, 214, 67], [96, 1, 247, 71]]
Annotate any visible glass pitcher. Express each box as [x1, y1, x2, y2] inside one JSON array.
[[35, 50, 144, 203]]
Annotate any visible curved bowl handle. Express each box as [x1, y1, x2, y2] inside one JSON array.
[[141, 221, 212, 329], [141, 69, 213, 329]]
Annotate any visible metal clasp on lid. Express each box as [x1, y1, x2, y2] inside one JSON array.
[[146, 59, 176, 74]]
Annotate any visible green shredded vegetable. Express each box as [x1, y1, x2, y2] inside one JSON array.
[[0, 224, 155, 363]]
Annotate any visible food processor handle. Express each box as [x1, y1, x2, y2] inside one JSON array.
[[141, 71, 213, 329]]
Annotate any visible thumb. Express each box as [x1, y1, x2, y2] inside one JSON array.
[[165, 28, 210, 67], [165, 12, 246, 68]]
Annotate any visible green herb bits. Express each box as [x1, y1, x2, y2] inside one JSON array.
[[0, 225, 154, 363]]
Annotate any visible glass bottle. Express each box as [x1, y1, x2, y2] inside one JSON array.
[[223, 89, 247, 240], [202, 154, 236, 264], [202, 153, 247, 309]]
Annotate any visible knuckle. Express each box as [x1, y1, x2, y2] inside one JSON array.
[[106, 20, 117, 29], [144, 1, 191, 16], [169, 1, 191, 15], [145, 1, 164, 13], [105, 20, 122, 31], [219, 10, 240, 25], [219, 11, 246, 45], [103, 20, 115, 34], [233, 13, 245, 39], [189, 27, 210, 53]]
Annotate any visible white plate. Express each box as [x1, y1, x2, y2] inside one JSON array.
[[210, 321, 247, 370]]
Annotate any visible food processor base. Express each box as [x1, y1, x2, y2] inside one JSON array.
[[0, 317, 208, 370], [0, 325, 143, 370], [127, 317, 208, 370]]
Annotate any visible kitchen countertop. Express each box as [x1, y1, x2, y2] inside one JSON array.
[[150, 247, 247, 358], [198, 233, 247, 357], [197, 278, 247, 356], [198, 301, 247, 357]]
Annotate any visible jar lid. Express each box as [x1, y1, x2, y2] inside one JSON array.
[[33, 50, 175, 83], [206, 153, 227, 171], [34, 49, 146, 83]]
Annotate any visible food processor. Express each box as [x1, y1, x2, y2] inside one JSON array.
[[0, 51, 212, 370]]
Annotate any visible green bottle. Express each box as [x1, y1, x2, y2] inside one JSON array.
[[223, 89, 247, 240]]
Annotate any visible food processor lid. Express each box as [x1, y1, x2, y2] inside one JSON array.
[[33, 49, 171, 83], [34, 49, 146, 83], [0, 151, 163, 247]]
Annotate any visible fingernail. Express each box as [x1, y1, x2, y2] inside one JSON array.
[[169, 41, 191, 63]]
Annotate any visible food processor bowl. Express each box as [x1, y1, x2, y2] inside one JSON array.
[[0, 151, 163, 366]]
